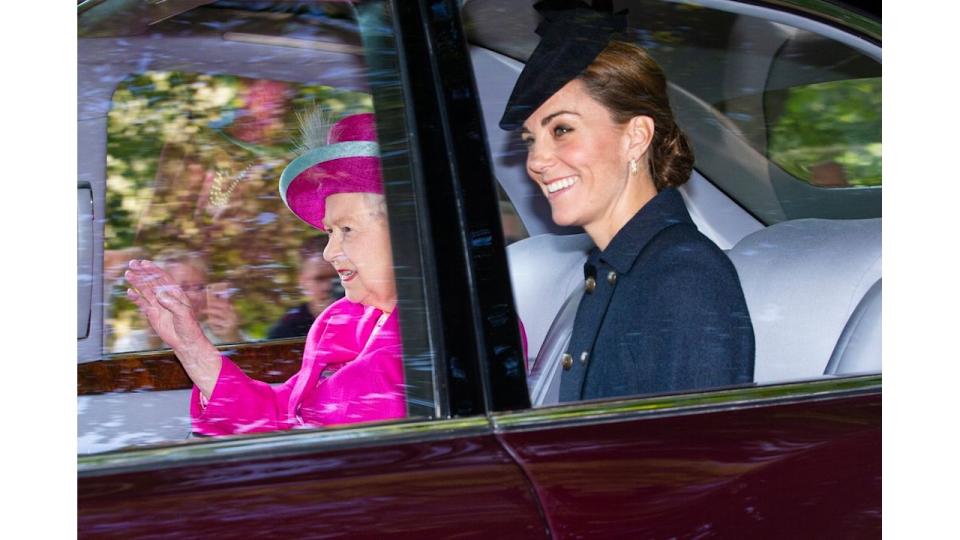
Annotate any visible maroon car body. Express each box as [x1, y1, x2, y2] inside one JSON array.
[[79, 379, 879, 538]]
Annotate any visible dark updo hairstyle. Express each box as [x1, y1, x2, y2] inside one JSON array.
[[577, 41, 694, 190]]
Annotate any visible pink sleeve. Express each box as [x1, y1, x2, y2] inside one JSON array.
[[519, 317, 529, 374], [306, 344, 406, 426], [190, 356, 300, 436], [188, 300, 348, 436]]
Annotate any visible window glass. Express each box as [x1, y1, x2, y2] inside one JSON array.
[[624, 0, 883, 222], [79, 0, 438, 454], [105, 72, 365, 353], [462, 0, 881, 409], [497, 187, 529, 245], [764, 78, 881, 188], [466, 0, 882, 224]]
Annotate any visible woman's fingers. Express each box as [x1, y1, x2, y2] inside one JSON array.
[[126, 260, 183, 305], [125, 260, 163, 305], [155, 285, 195, 317], [126, 287, 147, 308]]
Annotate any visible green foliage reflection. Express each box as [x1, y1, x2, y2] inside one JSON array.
[[767, 78, 881, 188], [106, 71, 372, 352]]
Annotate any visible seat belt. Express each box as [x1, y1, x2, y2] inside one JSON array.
[[527, 285, 585, 407]]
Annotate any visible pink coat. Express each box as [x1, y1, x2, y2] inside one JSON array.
[[190, 298, 406, 436]]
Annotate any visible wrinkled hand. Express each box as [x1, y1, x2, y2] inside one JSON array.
[[125, 259, 209, 353], [204, 295, 241, 343], [125, 259, 221, 398], [104, 247, 145, 284]]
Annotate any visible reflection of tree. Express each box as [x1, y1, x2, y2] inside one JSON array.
[[767, 78, 881, 187], [106, 71, 372, 348]]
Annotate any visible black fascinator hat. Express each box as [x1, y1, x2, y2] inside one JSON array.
[[498, 0, 628, 131]]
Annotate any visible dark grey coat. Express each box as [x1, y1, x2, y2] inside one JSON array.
[[559, 188, 755, 402]]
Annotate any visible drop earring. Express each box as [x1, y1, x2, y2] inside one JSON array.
[[629, 159, 639, 175]]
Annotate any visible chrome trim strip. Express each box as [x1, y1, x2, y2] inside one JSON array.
[[757, 0, 880, 40], [491, 375, 881, 432], [80, 376, 881, 475], [79, 416, 491, 477]]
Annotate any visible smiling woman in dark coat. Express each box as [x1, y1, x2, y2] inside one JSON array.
[[501, 2, 754, 402]]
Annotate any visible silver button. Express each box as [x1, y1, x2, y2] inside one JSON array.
[[561, 353, 573, 370], [585, 276, 596, 293], [579, 351, 589, 366], [607, 271, 617, 285]]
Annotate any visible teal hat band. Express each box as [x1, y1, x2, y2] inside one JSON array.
[[279, 141, 380, 207]]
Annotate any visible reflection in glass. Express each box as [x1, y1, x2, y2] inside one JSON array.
[[766, 78, 881, 188], [105, 72, 371, 352]]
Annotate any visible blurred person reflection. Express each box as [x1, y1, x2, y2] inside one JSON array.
[[808, 160, 851, 188], [499, 200, 529, 245], [112, 248, 243, 352], [267, 235, 344, 339]]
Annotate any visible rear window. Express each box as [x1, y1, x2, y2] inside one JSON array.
[[465, 0, 882, 224], [105, 71, 369, 353], [764, 78, 881, 188]]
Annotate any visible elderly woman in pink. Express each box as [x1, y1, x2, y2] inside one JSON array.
[[124, 112, 406, 436]]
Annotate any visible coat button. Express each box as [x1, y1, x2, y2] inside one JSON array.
[[561, 353, 573, 370], [607, 271, 617, 285], [580, 351, 589, 365], [585, 276, 596, 293]]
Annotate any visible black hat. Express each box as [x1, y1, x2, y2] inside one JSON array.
[[498, 0, 628, 131]]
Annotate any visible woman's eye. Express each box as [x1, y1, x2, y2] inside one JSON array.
[[342, 226, 352, 234], [553, 125, 572, 137], [521, 137, 534, 148]]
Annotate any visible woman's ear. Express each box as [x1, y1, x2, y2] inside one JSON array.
[[625, 115, 655, 160]]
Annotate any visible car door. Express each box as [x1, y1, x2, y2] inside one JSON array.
[[493, 380, 880, 538], [79, 1, 542, 537]]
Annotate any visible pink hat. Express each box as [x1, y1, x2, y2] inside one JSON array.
[[279, 112, 382, 229]]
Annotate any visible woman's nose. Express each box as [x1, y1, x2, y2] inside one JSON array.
[[323, 235, 342, 263], [526, 141, 552, 178]]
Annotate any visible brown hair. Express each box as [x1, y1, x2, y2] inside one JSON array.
[[153, 247, 208, 278], [299, 234, 330, 260], [578, 41, 694, 190]]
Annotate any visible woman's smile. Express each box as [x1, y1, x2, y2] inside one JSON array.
[[544, 175, 580, 196], [337, 268, 357, 282]]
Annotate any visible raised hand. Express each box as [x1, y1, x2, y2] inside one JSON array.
[[125, 259, 208, 351], [125, 259, 222, 397]]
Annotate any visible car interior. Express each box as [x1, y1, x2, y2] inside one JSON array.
[[464, 0, 882, 403], [78, 0, 881, 453]]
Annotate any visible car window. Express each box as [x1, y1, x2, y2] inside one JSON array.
[[104, 72, 365, 353], [466, 0, 882, 225], [462, 0, 881, 409], [763, 78, 881, 188], [78, 0, 439, 454], [498, 186, 529, 245]]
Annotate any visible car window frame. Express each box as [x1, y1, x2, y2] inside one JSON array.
[[79, 0, 528, 468]]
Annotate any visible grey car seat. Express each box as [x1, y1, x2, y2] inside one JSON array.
[[508, 218, 881, 406], [727, 218, 881, 382]]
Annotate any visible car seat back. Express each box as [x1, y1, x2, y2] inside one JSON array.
[[727, 218, 881, 382], [507, 232, 593, 366], [823, 279, 882, 376]]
